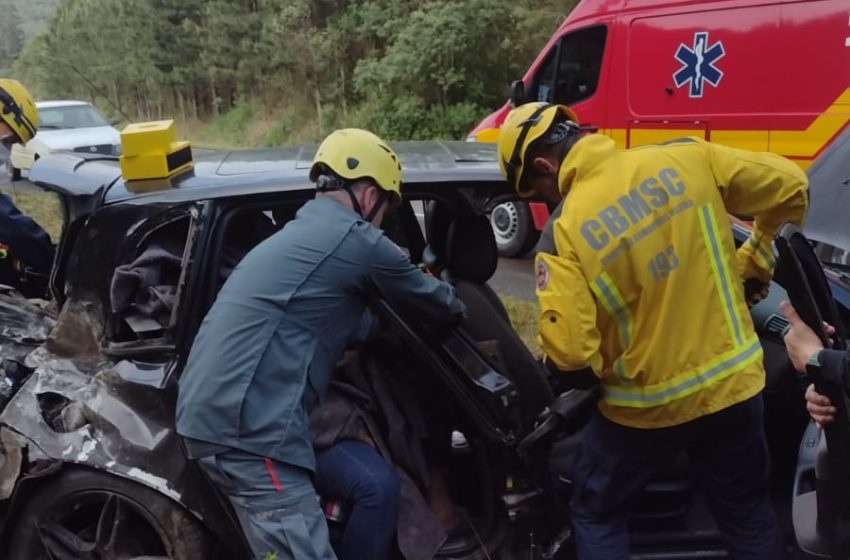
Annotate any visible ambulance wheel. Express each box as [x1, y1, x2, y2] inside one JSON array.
[[490, 201, 539, 258], [7, 468, 213, 559]]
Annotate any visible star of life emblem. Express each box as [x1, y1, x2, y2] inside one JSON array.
[[673, 32, 725, 98]]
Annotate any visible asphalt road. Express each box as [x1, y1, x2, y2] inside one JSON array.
[[408, 201, 536, 300], [490, 255, 535, 301], [1, 172, 537, 301]]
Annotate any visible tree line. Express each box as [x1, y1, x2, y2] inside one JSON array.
[[11, 0, 578, 143]]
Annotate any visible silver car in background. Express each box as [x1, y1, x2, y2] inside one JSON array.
[[7, 100, 120, 181]]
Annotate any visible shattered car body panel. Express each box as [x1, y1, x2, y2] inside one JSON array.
[[0, 347, 242, 546], [0, 200, 243, 554], [0, 292, 55, 368]]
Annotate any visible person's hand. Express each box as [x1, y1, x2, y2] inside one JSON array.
[[781, 301, 828, 373], [805, 383, 837, 427]]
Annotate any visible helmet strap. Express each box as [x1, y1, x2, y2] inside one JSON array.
[[316, 172, 387, 222], [343, 184, 365, 218], [363, 191, 388, 223]]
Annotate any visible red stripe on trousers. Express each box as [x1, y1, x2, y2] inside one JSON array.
[[264, 457, 283, 492]]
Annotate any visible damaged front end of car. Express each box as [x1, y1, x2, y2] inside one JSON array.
[[0, 277, 242, 558]]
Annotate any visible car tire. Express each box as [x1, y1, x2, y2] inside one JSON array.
[[7, 468, 214, 559], [490, 201, 540, 258], [5, 159, 20, 182]]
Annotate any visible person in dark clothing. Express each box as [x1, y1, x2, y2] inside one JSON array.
[[0, 79, 54, 279], [176, 128, 466, 560], [782, 301, 848, 426]]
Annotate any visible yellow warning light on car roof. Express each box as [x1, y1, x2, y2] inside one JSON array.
[[119, 120, 193, 183]]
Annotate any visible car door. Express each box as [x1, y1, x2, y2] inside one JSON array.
[[776, 225, 850, 559]]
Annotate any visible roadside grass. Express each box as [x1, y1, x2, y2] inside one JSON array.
[[1, 187, 63, 243], [499, 293, 541, 357], [176, 118, 245, 150]]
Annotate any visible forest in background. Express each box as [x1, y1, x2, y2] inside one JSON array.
[[5, 0, 578, 146]]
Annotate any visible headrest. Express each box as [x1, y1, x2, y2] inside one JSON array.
[[446, 215, 498, 283]]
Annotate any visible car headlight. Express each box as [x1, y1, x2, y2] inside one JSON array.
[[113, 144, 122, 156]]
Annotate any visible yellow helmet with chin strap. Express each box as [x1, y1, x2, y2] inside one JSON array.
[[497, 102, 580, 197], [309, 128, 403, 205], [0, 79, 38, 144]]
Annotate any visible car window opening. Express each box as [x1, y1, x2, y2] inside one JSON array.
[[109, 216, 191, 344]]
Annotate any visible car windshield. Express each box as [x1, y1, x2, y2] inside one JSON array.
[[38, 104, 109, 130]]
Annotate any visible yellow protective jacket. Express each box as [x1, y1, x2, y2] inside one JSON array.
[[537, 135, 808, 428]]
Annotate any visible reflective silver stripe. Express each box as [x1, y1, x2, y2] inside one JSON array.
[[612, 357, 632, 386], [603, 338, 762, 407], [746, 236, 776, 268], [591, 273, 632, 385], [592, 274, 631, 348], [700, 205, 745, 346]]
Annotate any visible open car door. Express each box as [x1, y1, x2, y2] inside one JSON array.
[[775, 223, 850, 559]]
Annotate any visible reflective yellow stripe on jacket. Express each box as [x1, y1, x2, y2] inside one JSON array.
[[699, 204, 746, 347], [603, 336, 763, 407], [590, 273, 633, 384]]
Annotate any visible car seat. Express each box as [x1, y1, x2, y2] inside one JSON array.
[[423, 200, 554, 425]]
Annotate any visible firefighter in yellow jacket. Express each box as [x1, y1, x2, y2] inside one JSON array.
[[498, 102, 808, 560]]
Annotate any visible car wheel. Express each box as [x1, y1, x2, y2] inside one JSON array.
[[489, 201, 540, 258], [5, 159, 20, 182], [7, 468, 214, 559]]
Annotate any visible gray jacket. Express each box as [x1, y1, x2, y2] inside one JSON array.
[[176, 196, 465, 471]]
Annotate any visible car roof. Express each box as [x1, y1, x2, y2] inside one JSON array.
[[36, 100, 93, 109], [29, 140, 508, 205]]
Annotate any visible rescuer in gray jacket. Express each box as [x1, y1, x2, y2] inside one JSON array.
[[176, 129, 466, 559]]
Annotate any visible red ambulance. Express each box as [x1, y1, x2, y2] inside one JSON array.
[[471, 0, 850, 256]]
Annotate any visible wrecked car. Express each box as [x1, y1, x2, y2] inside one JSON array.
[[0, 131, 848, 559]]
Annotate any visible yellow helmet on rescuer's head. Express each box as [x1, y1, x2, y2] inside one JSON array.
[[310, 128, 403, 204], [497, 102, 580, 197], [0, 79, 38, 144]]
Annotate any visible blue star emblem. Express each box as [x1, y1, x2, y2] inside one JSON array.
[[673, 32, 725, 98]]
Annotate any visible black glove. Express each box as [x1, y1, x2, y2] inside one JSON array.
[[540, 357, 599, 393], [744, 278, 770, 307]]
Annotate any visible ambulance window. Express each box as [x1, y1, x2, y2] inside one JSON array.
[[530, 50, 558, 103], [554, 26, 606, 105], [531, 26, 607, 106]]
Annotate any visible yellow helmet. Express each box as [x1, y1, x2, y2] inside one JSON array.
[[309, 128, 402, 203], [0, 79, 38, 144], [497, 102, 579, 197]]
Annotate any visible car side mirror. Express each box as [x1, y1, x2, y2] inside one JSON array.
[[510, 80, 526, 107], [109, 117, 121, 126]]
